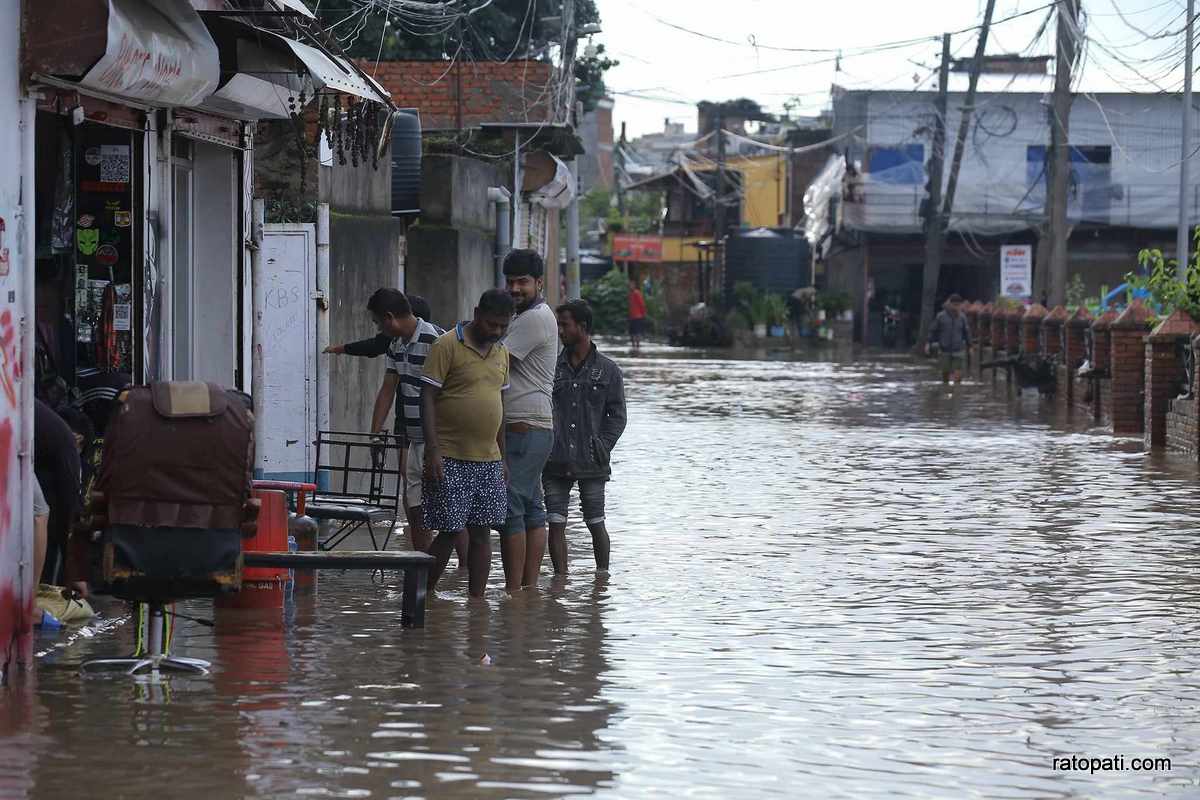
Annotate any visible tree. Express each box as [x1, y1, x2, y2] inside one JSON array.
[[580, 187, 662, 235], [309, 0, 612, 107]]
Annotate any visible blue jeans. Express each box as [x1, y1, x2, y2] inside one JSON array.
[[503, 428, 553, 535], [543, 475, 607, 526]]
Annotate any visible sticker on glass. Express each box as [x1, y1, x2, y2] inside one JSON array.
[[78, 229, 99, 256], [113, 304, 132, 332], [96, 244, 119, 266], [99, 145, 131, 183], [77, 214, 96, 229]]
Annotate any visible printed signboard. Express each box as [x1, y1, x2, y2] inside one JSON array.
[[1000, 244, 1033, 299], [612, 234, 663, 263]]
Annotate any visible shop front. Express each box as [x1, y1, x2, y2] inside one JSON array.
[[0, 0, 391, 672]]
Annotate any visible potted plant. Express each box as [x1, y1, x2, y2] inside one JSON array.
[[766, 293, 788, 337], [749, 294, 771, 338]]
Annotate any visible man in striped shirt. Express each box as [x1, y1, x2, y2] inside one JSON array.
[[343, 289, 447, 552]]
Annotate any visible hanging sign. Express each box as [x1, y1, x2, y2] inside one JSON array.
[[612, 234, 664, 263], [79, 0, 219, 108], [1000, 244, 1033, 299]]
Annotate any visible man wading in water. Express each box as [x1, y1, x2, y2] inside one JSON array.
[[926, 293, 971, 385], [544, 299, 627, 574], [421, 290, 513, 598], [499, 250, 559, 591]]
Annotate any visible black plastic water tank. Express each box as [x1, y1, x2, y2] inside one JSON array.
[[391, 109, 421, 215], [723, 228, 810, 298]]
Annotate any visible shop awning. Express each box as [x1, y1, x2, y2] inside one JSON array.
[[195, 17, 391, 119], [25, 0, 221, 108], [199, 35, 313, 120], [79, 0, 220, 107], [275, 35, 391, 106]]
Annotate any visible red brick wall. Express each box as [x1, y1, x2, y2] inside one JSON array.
[[1021, 305, 1046, 354], [1144, 339, 1184, 447], [1110, 328, 1150, 435], [362, 60, 555, 130], [1166, 338, 1200, 456]]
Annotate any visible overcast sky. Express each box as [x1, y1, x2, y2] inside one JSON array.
[[592, 0, 1193, 138]]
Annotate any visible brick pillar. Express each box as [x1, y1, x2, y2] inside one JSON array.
[[979, 304, 993, 348], [1042, 305, 1068, 360], [1021, 303, 1047, 355], [990, 305, 1004, 352], [1005, 306, 1023, 353], [1109, 301, 1154, 436], [1144, 310, 1196, 449], [1065, 306, 1092, 369], [1090, 309, 1118, 421], [1059, 306, 1092, 410], [968, 302, 983, 343]]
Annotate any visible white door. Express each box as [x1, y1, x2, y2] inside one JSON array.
[[258, 224, 315, 481]]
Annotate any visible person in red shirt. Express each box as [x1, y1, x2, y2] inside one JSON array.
[[627, 277, 648, 353]]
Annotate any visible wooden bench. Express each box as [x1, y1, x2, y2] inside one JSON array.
[[242, 550, 435, 628]]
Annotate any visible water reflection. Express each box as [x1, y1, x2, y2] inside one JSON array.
[[3, 345, 1200, 798]]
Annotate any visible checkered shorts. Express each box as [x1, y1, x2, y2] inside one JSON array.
[[422, 456, 507, 533]]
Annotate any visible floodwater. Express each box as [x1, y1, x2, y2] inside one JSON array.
[[4, 343, 1200, 798]]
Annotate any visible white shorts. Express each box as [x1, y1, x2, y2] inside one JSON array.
[[405, 441, 424, 510]]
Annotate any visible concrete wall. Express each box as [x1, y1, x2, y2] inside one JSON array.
[[406, 155, 504, 329], [319, 137, 405, 433], [327, 213, 403, 433], [253, 119, 319, 222]]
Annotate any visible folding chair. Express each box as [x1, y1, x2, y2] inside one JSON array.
[[305, 430, 404, 551]]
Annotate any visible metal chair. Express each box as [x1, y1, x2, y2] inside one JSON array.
[[305, 431, 404, 551]]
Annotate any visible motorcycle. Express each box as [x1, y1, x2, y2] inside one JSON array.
[[882, 305, 901, 348]]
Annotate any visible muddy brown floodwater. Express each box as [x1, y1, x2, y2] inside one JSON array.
[[4, 344, 1200, 798]]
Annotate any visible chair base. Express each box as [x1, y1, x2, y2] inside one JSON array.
[[81, 601, 210, 677], [81, 655, 211, 676]]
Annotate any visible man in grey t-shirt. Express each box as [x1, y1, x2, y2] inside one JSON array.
[[499, 249, 559, 592]]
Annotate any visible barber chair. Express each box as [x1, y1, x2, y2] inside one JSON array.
[[80, 382, 258, 677]]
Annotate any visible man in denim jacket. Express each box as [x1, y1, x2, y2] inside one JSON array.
[[543, 300, 627, 574]]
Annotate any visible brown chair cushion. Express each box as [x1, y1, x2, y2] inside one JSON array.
[[98, 382, 254, 530]]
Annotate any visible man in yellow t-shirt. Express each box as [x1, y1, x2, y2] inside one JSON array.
[[420, 289, 513, 597]]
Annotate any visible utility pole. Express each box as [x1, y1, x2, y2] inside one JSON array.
[[713, 108, 727, 304], [562, 0, 581, 297], [918, 0, 995, 346], [917, 34, 952, 351], [617, 121, 627, 216], [1047, 0, 1079, 305], [1178, 0, 1195, 278]]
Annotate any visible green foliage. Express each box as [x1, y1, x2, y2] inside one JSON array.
[[581, 268, 628, 334], [311, 1, 613, 115], [1066, 273, 1087, 308], [581, 268, 662, 335], [1125, 235, 1200, 320], [574, 44, 618, 113], [816, 290, 852, 316], [583, 188, 662, 236], [732, 281, 787, 326], [643, 279, 667, 329], [763, 293, 788, 326]]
